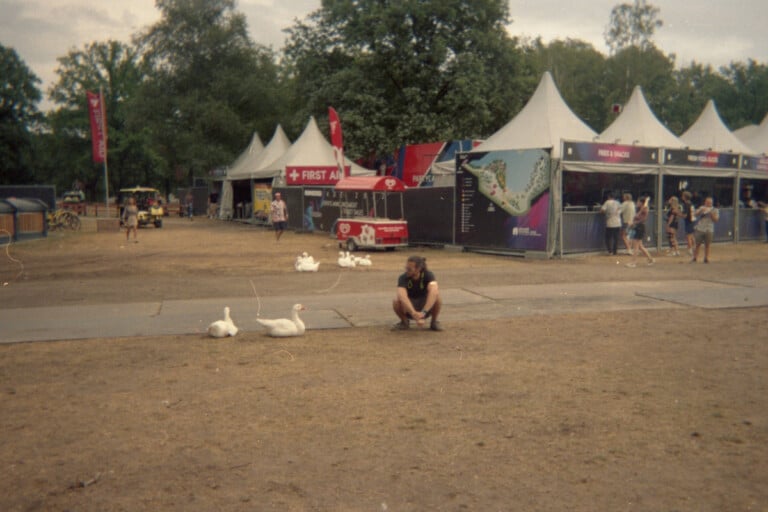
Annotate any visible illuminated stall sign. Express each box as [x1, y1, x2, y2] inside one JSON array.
[[455, 149, 551, 252], [741, 155, 768, 173], [664, 150, 740, 169], [562, 141, 659, 165]]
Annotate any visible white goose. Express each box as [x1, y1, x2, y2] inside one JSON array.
[[337, 251, 356, 268], [256, 303, 306, 337], [207, 306, 238, 338], [354, 254, 372, 267], [296, 257, 320, 272], [295, 252, 320, 272]]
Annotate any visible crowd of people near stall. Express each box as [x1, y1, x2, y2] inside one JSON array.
[[600, 189, 768, 266]]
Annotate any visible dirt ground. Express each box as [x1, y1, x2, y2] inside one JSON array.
[[1, 217, 767, 511]]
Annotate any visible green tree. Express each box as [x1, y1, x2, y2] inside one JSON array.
[[666, 62, 731, 134], [522, 38, 608, 131], [716, 60, 768, 129], [604, 0, 663, 54], [134, 0, 283, 187], [603, 45, 677, 131], [283, 0, 527, 157], [46, 40, 152, 197], [0, 45, 41, 184]]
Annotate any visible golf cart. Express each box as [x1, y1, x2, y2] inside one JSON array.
[[119, 187, 164, 228]]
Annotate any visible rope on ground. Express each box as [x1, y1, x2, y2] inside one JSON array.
[[249, 279, 262, 317], [0, 229, 24, 285]]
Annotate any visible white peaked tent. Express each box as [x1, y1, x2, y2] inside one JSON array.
[[598, 86, 685, 148], [680, 99, 755, 154], [250, 124, 293, 177], [220, 126, 291, 219], [738, 113, 768, 155], [472, 71, 597, 157], [260, 116, 372, 183], [226, 132, 264, 180]]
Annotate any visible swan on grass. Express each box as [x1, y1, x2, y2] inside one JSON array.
[[207, 306, 238, 338], [256, 303, 306, 337], [295, 253, 320, 272], [354, 254, 372, 267], [337, 251, 356, 268]]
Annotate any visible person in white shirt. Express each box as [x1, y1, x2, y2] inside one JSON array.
[[691, 197, 719, 263], [619, 192, 636, 254], [600, 192, 622, 255]]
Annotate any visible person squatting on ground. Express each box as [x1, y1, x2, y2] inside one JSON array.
[[691, 197, 719, 263], [626, 195, 655, 267], [270, 192, 288, 241], [122, 196, 139, 243], [665, 195, 684, 256], [392, 255, 443, 331], [681, 191, 696, 256], [600, 191, 621, 255], [619, 192, 635, 254]]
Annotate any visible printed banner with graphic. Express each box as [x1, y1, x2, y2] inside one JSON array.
[[455, 149, 551, 251], [328, 107, 346, 177], [86, 91, 107, 163], [253, 183, 272, 221]]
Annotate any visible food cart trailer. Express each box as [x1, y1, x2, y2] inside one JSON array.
[[334, 176, 409, 251]]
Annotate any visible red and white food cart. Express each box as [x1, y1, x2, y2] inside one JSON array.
[[334, 176, 409, 251]]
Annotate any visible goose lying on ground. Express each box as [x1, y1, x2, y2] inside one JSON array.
[[296, 257, 320, 272], [295, 252, 320, 272], [354, 254, 372, 266], [207, 306, 238, 337], [337, 251, 356, 268], [256, 303, 306, 337]]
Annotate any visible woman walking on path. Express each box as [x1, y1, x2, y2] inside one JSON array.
[[626, 195, 655, 267]]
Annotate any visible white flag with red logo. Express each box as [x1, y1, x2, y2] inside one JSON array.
[[87, 91, 107, 163], [328, 107, 346, 177]]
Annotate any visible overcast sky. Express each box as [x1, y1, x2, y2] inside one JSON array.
[[2, 0, 767, 111]]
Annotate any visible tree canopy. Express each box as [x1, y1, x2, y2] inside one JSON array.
[[5, 0, 768, 194], [0, 44, 41, 184]]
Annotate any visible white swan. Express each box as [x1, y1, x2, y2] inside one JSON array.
[[355, 254, 372, 267], [256, 303, 306, 337], [296, 257, 320, 272], [337, 251, 356, 268], [207, 306, 238, 338]]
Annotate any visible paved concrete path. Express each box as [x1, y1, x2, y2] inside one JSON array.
[[2, 277, 768, 343]]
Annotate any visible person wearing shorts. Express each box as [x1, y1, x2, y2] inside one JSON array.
[[619, 193, 635, 254], [270, 192, 288, 241], [392, 255, 442, 331], [692, 197, 719, 263], [626, 196, 654, 267]]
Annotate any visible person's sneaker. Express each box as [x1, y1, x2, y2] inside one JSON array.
[[391, 321, 410, 331], [690, 258, 697, 263], [429, 321, 443, 332], [646, 258, 655, 266], [625, 262, 637, 268]]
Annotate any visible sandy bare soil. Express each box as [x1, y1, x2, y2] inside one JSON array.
[[1, 217, 767, 511]]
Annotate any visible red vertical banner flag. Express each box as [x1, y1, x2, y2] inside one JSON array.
[[87, 91, 107, 163], [328, 106, 347, 177]]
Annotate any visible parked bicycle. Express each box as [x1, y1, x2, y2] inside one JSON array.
[[47, 209, 81, 231]]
